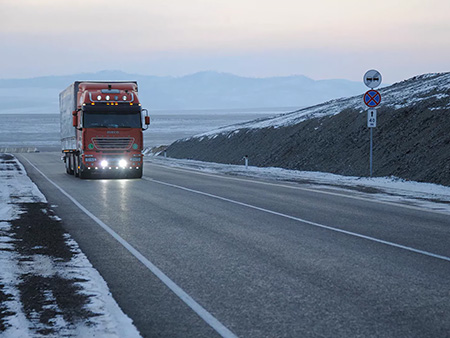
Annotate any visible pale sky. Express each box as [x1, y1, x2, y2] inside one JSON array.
[[0, 0, 449, 83]]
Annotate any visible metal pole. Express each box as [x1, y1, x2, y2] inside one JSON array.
[[370, 128, 373, 177]]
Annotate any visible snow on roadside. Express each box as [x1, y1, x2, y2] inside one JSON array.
[[0, 154, 141, 337], [146, 156, 450, 214]]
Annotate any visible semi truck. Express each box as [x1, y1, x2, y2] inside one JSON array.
[[60, 81, 150, 179]]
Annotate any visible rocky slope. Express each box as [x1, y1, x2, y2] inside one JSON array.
[[165, 73, 450, 186]]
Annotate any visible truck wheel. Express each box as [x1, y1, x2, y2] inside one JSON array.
[[65, 155, 70, 174], [79, 170, 90, 179], [78, 163, 90, 179], [131, 167, 143, 179], [74, 155, 80, 177], [66, 154, 74, 175]]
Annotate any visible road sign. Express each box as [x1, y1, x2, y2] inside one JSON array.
[[364, 89, 381, 107], [364, 69, 382, 88], [367, 109, 377, 128]]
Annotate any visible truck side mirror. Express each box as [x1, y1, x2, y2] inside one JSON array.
[[72, 111, 77, 127], [142, 109, 150, 130]]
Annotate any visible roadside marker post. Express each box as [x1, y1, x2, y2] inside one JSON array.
[[243, 155, 249, 169], [367, 108, 377, 177], [363, 70, 382, 177]]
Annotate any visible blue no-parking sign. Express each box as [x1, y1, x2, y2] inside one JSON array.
[[364, 89, 381, 107]]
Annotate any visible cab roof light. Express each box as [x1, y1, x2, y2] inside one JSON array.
[[101, 88, 120, 94]]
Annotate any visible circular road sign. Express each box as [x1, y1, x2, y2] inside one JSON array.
[[364, 89, 381, 107], [363, 69, 382, 88]]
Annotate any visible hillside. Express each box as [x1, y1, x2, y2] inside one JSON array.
[[165, 73, 450, 186], [0, 71, 365, 113]]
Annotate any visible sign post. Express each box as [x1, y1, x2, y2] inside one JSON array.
[[367, 108, 377, 176], [363, 70, 382, 177]]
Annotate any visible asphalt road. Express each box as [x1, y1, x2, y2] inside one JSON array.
[[17, 152, 450, 338]]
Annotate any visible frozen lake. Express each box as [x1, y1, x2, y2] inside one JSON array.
[[0, 108, 290, 150]]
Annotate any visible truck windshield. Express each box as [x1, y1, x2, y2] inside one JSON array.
[[84, 112, 141, 128]]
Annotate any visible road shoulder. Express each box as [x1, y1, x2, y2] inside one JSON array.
[[0, 153, 141, 337]]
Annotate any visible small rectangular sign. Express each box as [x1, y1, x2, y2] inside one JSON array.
[[367, 109, 377, 128]]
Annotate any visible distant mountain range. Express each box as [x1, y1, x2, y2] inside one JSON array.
[[0, 70, 367, 114]]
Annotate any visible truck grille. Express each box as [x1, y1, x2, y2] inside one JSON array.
[[92, 137, 134, 150]]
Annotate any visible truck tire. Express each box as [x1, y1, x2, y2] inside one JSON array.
[[78, 161, 90, 179], [74, 155, 80, 177], [66, 154, 74, 175], [65, 155, 70, 174], [131, 167, 143, 179], [79, 170, 90, 179]]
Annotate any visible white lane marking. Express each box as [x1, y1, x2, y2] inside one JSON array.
[[145, 161, 450, 216], [23, 157, 238, 338], [142, 177, 450, 263]]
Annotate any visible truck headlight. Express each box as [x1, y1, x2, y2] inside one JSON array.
[[119, 159, 127, 168], [101, 160, 108, 167]]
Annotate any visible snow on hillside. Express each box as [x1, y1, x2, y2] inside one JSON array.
[[190, 72, 450, 139]]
